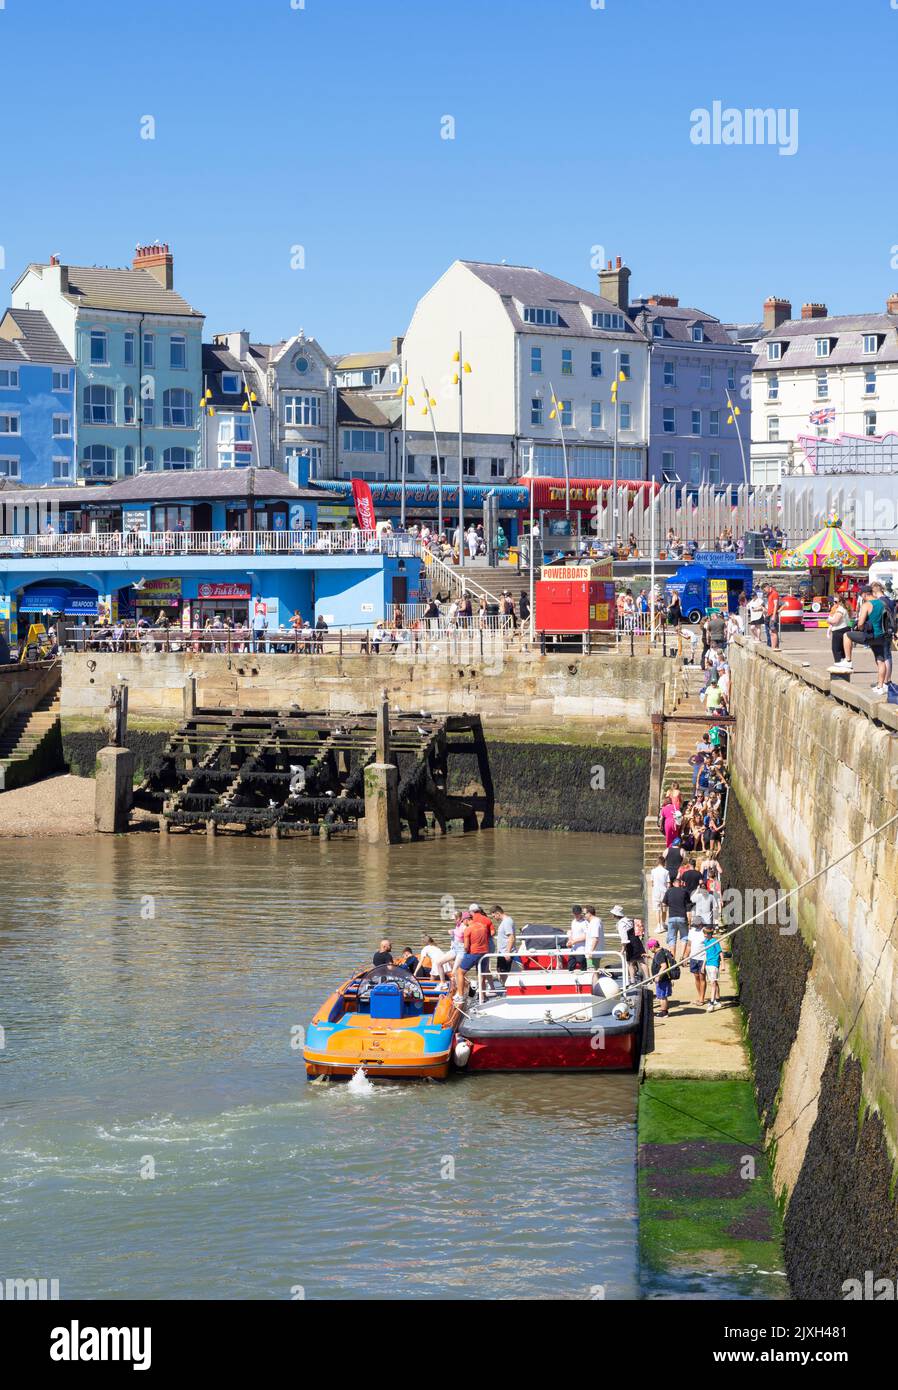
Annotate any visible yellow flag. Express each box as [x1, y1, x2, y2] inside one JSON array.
[[463, 362, 472, 373], [549, 408, 557, 420], [452, 350, 460, 362], [407, 394, 415, 406]]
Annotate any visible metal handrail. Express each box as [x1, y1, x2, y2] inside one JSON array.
[[0, 528, 423, 559], [473, 945, 628, 1005]]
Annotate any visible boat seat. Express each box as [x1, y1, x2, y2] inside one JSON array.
[[369, 981, 422, 1020]]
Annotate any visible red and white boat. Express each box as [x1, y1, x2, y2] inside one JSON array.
[[454, 933, 646, 1073]]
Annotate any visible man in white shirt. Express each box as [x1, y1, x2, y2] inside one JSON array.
[[492, 905, 517, 975], [567, 905, 588, 970], [650, 855, 670, 922], [583, 906, 605, 964]]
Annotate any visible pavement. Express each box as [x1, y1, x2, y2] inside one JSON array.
[[641, 950, 750, 1080]]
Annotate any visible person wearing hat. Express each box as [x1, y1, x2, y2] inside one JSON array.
[[647, 938, 677, 1018], [702, 925, 723, 1011]]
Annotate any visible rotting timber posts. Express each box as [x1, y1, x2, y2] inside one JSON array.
[[133, 706, 494, 840]]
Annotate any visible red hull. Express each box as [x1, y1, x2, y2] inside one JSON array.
[[465, 1031, 636, 1071]]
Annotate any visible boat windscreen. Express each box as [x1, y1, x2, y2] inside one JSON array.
[[356, 965, 425, 1005]]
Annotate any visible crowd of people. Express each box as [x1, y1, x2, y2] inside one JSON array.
[[368, 900, 653, 1005], [648, 725, 730, 1018]]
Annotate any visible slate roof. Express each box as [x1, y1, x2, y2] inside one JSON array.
[[201, 343, 265, 407], [753, 312, 898, 370], [0, 308, 74, 365], [335, 352, 394, 369], [93, 467, 333, 503], [336, 390, 391, 428], [460, 261, 646, 340], [630, 300, 747, 349], [22, 262, 203, 318]]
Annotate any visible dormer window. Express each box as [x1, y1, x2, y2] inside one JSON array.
[[592, 311, 625, 330], [767, 341, 782, 361], [863, 333, 880, 355], [815, 337, 831, 358], [523, 306, 559, 326], [653, 320, 664, 338], [221, 373, 241, 393], [691, 325, 704, 343]]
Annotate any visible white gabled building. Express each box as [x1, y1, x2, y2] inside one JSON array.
[[399, 259, 650, 483], [751, 293, 898, 481]]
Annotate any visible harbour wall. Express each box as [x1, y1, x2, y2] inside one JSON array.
[[57, 650, 665, 834], [59, 648, 670, 732], [724, 637, 898, 1297]]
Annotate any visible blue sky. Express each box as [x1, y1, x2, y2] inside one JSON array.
[[2, 0, 897, 350]]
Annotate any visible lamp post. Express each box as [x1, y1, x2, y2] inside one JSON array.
[[650, 482, 657, 645], [394, 371, 413, 528], [610, 354, 627, 552], [452, 334, 472, 567], [726, 390, 749, 488], [421, 379, 443, 539], [548, 381, 570, 520], [527, 444, 536, 645]]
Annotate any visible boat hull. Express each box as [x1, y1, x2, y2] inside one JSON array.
[[462, 1028, 638, 1072], [304, 1051, 453, 1081]]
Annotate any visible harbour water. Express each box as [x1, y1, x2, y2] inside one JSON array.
[[0, 829, 643, 1301]]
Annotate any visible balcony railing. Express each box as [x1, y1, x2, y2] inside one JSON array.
[[0, 529, 421, 560]]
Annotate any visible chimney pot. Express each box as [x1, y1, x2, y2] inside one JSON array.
[[763, 296, 792, 332], [133, 241, 174, 289]]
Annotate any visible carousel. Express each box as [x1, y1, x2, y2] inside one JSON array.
[[771, 513, 874, 628]]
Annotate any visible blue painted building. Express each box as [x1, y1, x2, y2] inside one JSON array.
[[0, 308, 75, 485], [10, 245, 204, 481], [0, 468, 422, 641], [629, 296, 754, 486]]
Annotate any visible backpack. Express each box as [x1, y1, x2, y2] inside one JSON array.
[[881, 603, 896, 639]]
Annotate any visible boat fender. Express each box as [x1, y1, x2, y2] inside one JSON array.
[[454, 1039, 472, 1068], [612, 1003, 631, 1021], [594, 975, 621, 1000]]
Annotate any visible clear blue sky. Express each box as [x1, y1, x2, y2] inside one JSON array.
[[3, 0, 897, 351]]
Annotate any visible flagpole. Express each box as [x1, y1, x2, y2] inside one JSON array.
[[650, 482, 657, 646], [423, 377, 443, 540], [726, 390, 749, 488], [548, 379, 570, 519], [457, 330, 465, 570], [612, 348, 620, 552], [529, 452, 536, 646], [400, 356, 408, 528]]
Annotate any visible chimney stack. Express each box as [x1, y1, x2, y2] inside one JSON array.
[[132, 242, 174, 290], [801, 302, 828, 320], [47, 255, 69, 294], [647, 294, 679, 308], [598, 255, 631, 310], [887, 293, 898, 316], [763, 296, 792, 332], [392, 335, 405, 357]]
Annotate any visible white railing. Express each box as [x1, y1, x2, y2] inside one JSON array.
[[421, 550, 491, 605], [0, 529, 422, 560]]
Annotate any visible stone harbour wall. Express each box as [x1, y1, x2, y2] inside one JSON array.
[[60, 648, 672, 735], [724, 638, 898, 1297]]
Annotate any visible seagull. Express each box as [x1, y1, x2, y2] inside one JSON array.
[[417, 725, 429, 737], [268, 799, 277, 808]]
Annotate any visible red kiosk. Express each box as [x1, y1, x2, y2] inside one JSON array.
[[535, 560, 616, 635]]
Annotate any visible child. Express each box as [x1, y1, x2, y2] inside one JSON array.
[[702, 924, 722, 1011], [647, 937, 677, 1018]]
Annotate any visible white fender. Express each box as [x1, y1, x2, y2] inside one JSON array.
[[454, 1038, 472, 1068], [595, 975, 621, 1000]]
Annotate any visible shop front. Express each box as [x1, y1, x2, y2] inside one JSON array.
[[192, 580, 254, 628], [15, 580, 101, 640], [117, 576, 183, 624]]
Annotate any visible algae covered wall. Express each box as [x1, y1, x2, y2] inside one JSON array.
[[724, 640, 898, 1298], [468, 737, 649, 834]]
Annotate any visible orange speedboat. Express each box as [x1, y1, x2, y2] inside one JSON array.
[[303, 966, 462, 1080]]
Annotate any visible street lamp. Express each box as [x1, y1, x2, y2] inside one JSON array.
[[610, 354, 627, 551], [419, 379, 443, 540], [547, 382, 570, 520], [725, 390, 749, 488], [451, 335, 472, 567]]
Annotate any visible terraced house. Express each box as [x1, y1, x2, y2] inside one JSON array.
[[0, 308, 75, 486], [10, 244, 204, 481]]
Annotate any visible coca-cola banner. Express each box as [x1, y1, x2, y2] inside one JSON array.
[[350, 478, 377, 530]]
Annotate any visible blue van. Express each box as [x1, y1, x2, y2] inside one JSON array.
[[665, 559, 753, 624]]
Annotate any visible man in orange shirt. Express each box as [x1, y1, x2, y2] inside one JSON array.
[[453, 902, 494, 1003]]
